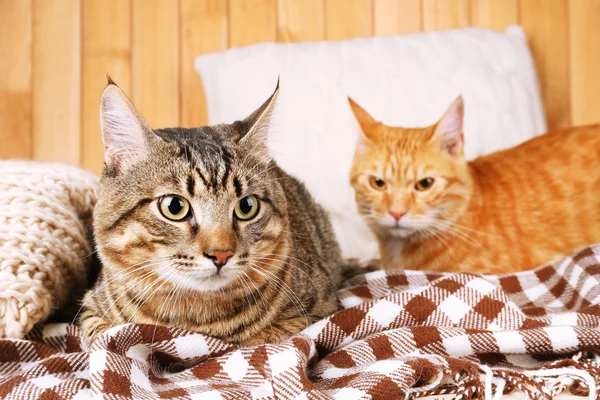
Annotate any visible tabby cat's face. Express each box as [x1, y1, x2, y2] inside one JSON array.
[[349, 97, 472, 239], [95, 84, 287, 292]]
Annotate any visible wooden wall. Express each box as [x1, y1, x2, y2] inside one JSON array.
[[1, 0, 599, 175]]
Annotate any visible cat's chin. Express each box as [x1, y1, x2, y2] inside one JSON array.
[[166, 270, 242, 292], [385, 226, 416, 239]]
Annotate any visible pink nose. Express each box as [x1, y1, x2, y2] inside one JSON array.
[[205, 250, 234, 268], [389, 210, 406, 222]]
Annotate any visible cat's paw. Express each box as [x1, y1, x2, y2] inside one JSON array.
[[78, 311, 110, 346]]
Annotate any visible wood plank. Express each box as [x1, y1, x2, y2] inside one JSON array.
[[132, 0, 179, 128], [325, 0, 373, 40], [422, 0, 470, 31], [0, 0, 32, 160], [277, 0, 324, 42], [81, 0, 131, 175], [32, 0, 81, 165], [229, 0, 277, 46], [374, 0, 422, 36], [179, 0, 228, 127], [569, 0, 600, 125], [520, 0, 570, 130], [470, 0, 517, 31]]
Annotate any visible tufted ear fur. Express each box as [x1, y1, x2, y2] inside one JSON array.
[[433, 96, 465, 157], [100, 78, 155, 171], [348, 97, 380, 151], [237, 81, 280, 163]]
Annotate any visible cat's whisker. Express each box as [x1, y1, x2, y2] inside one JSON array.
[[81, 256, 173, 301], [257, 252, 319, 274], [117, 263, 177, 329], [243, 272, 271, 322], [425, 226, 452, 251], [77, 256, 172, 298], [79, 236, 122, 260], [430, 219, 483, 249], [238, 272, 271, 332], [438, 218, 496, 237], [108, 273, 167, 333], [430, 219, 473, 245], [247, 261, 312, 328], [150, 266, 182, 352], [72, 256, 173, 324], [255, 276, 311, 329], [238, 273, 258, 309], [170, 274, 185, 324], [87, 267, 162, 341], [87, 259, 175, 335], [243, 272, 267, 313], [438, 222, 483, 241], [255, 254, 322, 292], [118, 275, 164, 329]]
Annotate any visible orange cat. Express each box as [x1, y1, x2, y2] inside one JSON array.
[[349, 96, 600, 274]]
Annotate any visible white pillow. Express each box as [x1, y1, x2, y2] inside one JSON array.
[[195, 26, 546, 261]]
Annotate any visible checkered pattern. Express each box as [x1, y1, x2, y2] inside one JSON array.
[[3, 246, 600, 399]]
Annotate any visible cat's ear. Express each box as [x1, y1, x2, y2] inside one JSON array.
[[237, 81, 279, 162], [100, 79, 155, 170], [348, 98, 378, 149], [433, 95, 464, 157]]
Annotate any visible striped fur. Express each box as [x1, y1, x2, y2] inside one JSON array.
[[349, 97, 600, 274], [80, 83, 343, 345]]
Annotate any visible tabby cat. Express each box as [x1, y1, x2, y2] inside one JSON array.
[[80, 80, 344, 345], [349, 96, 600, 274]]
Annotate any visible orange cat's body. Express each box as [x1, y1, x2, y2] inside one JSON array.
[[393, 124, 600, 274], [349, 96, 600, 274]]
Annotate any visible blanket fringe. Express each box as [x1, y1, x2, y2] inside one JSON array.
[[407, 352, 600, 399]]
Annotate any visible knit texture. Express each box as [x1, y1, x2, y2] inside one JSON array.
[[0, 161, 99, 338]]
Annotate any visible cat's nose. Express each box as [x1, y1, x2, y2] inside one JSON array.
[[389, 210, 406, 222], [205, 250, 234, 269]]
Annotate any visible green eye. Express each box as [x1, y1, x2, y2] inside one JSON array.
[[159, 195, 191, 221], [234, 195, 259, 220]]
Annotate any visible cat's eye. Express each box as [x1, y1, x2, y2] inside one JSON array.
[[369, 176, 387, 191], [415, 178, 435, 191], [234, 195, 260, 220], [159, 195, 191, 221]]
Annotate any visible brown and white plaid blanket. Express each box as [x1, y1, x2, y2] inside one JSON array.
[[2, 246, 600, 399]]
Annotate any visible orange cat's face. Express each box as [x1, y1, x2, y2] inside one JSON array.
[[349, 97, 473, 239]]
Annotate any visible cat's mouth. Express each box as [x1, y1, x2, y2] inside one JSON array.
[[181, 271, 242, 291], [378, 216, 431, 238], [379, 218, 415, 230], [385, 225, 416, 238], [162, 261, 244, 292]]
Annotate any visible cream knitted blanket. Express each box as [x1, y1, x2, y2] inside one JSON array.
[[0, 161, 99, 338]]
